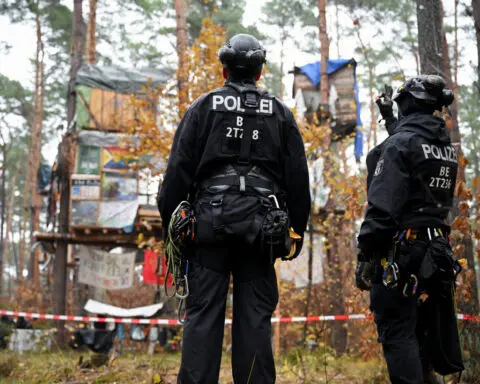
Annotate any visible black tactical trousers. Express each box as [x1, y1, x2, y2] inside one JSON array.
[[177, 242, 278, 384], [370, 240, 436, 384], [371, 282, 429, 384]]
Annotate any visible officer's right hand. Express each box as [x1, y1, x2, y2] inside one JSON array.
[[355, 261, 373, 291], [375, 96, 394, 120]]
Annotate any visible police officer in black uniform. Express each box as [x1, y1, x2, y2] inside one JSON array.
[[157, 34, 310, 384], [356, 75, 463, 383]]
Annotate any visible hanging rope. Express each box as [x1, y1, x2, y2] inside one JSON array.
[[164, 201, 195, 323]]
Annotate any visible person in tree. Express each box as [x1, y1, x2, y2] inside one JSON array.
[[158, 34, 310, 384], [356, 75, 464, 384]]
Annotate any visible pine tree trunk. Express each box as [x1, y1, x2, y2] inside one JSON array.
[[302, 189, 315, 344], [318, 0, 347, 355], [175, 0, 188, 118], [30, 7, 45, 289], [54, 0, 84, 347], [318, 0, 329, 111], [369, 66, 377, 147], [85, 0, 97, 64], [4, 171, 18, 287], [0, 147, 6, 292], [472, 0, 480, 90], [416, 0, 445, 76], [19, 156, 31, 282]]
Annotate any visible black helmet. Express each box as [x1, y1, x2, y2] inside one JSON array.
[[218, 34, 266, 80], [393, 75, 454, 107]]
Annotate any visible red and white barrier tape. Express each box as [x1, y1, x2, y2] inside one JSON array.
[[1, 310, 479, 325]]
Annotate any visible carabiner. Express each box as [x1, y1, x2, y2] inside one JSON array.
[[268, 194, 280, 209], [175, 275, 190, 300], [402, 274, 418, 297]]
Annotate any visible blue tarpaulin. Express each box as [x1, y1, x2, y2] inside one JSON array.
[[299, 59, 353, 87], [299, 59, 364, 162]]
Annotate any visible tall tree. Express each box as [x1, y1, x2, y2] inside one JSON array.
[[29, 1, 45, 288], [53, 0, 85, 346], [416, 0, 479, 314], [473, 0, 480, 90], [176, 0, 188, 117], [85, 0, 97, 64], [416, 0, 445, 76]]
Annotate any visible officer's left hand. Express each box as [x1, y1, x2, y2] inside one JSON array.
[[355, 261, 373, 291], [282, 238, 303, 261]]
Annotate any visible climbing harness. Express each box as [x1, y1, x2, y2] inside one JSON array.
[[382, 229, 419, 297], [164, 201, 195, 324]]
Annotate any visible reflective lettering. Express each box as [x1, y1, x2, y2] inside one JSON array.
[[439, 166, 450, 177], [259, 99, 273, 114], [224, 96, 237, 111], [212, 94, 273, 114], [213, 95, 223, 109], [237, 116, 244, 127], [421, 144, 457, 163], [236, 97, 245, 112], [422, 144, 432, 159]]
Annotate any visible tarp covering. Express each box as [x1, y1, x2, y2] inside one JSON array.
[[299, 59, 354, 87], [297, 59, 364, 161], [84, 299, 164, 318], [76, 64, 171, 94], [77, 130, 137, 147]]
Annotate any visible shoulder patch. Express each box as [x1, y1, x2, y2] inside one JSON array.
[[374, 159, 384, 177]]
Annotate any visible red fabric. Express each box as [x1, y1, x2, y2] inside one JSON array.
[[143, 250, 171, 285]]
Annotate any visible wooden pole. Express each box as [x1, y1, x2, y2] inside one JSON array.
[[0, 157, 6, 292], [318, 0, 329, 112], [30, 5, 45, 289], [175, 0, 188, 118], [54, 0, 84, 347], [85, 0, 97, 64], [274, 260, 281, 357]]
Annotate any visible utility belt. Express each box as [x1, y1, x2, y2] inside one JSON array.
[[380, 226, 462, 298], [197, 174, 280, 195], [194, 166, 290, 260]]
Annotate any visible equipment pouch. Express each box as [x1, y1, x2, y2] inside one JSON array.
[[419, 237, 461, 284], [260, 201, 290, 261], [194, 192, 268, 246]]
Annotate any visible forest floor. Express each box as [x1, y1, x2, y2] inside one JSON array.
[[0, 349, 391, 384], [0, 349, 474, 383]]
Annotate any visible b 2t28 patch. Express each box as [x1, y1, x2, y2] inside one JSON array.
[[220, 115, 263, 156]]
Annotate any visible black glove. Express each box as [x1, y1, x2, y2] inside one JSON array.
[[282, 238, 303, 261], [355, 261, 373, 291], [355, 249, 373, 291], [376, 85, 394, 120]]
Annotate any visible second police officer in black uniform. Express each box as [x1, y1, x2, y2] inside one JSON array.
[[157, 34, 311, 384], [356, 75, 464, 384]]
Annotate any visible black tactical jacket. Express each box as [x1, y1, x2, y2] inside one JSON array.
[[358, 112, 458, 256], [157, 80, 311, 236]]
